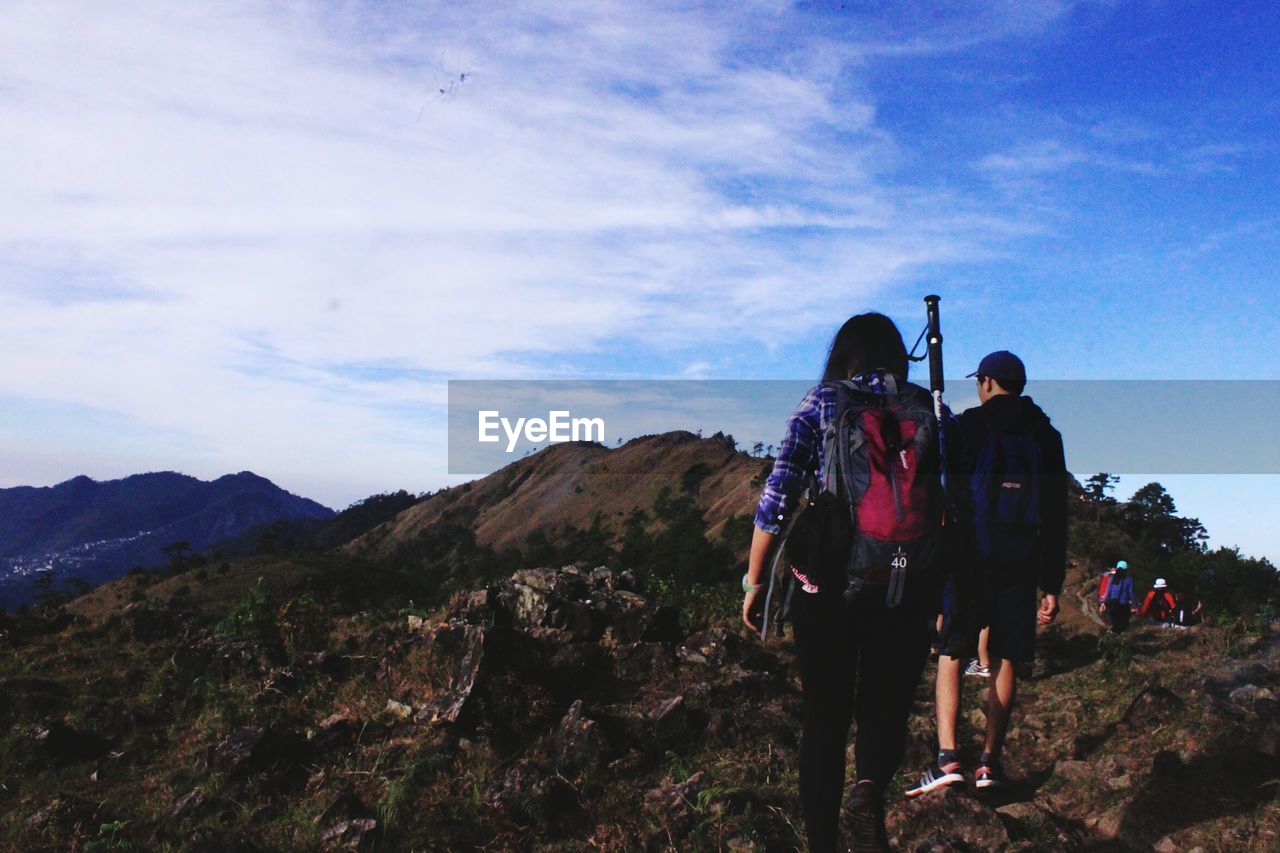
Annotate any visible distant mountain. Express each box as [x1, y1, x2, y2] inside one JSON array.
[[0, 471, 333, 610], [349, 430, 764, 559]]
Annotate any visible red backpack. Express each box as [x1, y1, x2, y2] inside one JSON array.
[[787, 376, 943, 606]]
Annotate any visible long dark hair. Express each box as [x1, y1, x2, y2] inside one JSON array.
[[821, 312, 909, 381]]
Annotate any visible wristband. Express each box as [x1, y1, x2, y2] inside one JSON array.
[[743, 574, 763, 593]]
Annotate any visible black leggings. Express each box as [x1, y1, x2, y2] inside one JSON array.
[[1106, 601, 1132, 632], [791, 588, 934, 852]]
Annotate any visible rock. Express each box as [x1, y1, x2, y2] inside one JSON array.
[[611, 642, 676, 683], [643, 771, 708, 840], [406, 614, 427, 633], [1093, 755, 1124, 778], [496, 569, 590, 629], [320, 819, 378, 850], [547, 642, 611, 689], [485, 760, 577, 827], [168, 789, 206, 822], [552, 699, 611, 771], [1154, 835, 1179, 853], [994, 801, 1042, 821], [601, 590, 682, 644], [889, 786, 1009, 851], [309, 713, 356, 752], [678, 628, 743, 668], [1229, 684, 1274, 704], [384, 700, 413, 721], [174, 633, 285, 683], [208, 725, 307, 781], [1095, 807, 1124, 839], [1053, 759, 1092, 782], [647, 694, 695, 745], [416, 625, 485, 727], [549, 599, 606, 641], [711, 668, 779, 703], [449, 588, 498, 625], [1105, 772, 1131, 791]]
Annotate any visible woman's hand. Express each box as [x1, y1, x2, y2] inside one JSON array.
[[742, 585, 765, 633], [742, 526, 778, 635]]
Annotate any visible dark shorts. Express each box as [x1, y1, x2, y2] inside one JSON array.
[[935, 580, 970, 659], [937, 577, 1038, 664]]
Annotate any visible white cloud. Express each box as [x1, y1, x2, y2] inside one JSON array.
[[0, 1, 1045, 504]]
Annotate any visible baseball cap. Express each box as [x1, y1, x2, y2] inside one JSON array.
[[1116, 559, 1129, 570], [966, 350, 1026, 389]]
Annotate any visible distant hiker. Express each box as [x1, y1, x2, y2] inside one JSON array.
[[907, 350, 1067, 798], [1103, 560, 1138, 633], [744, 312, 946, 852], [1139, 578, 1177, 624], [1170, 589, 1204, 628], [1097, 564, 1117, 614]]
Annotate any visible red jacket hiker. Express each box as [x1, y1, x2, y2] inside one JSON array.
[[1139, 580, 1177, 622]]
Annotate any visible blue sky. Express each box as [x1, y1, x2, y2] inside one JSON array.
[[2, 1, 1278, 561]]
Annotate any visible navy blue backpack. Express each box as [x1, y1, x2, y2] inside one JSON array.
[[969, 429, 1042, 564]]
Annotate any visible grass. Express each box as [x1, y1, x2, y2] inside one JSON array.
[[3, 551, 1277, 851]]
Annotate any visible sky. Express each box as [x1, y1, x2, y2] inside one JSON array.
[[2, 1, 1278, 561]]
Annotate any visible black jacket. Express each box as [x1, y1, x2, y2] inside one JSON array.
[[955, 394, 1068, 596]]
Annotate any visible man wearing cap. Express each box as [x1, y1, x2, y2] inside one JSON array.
[[907, 350, 1068, 797]]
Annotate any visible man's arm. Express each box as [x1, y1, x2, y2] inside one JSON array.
[[1038, 424, 1068, 596]]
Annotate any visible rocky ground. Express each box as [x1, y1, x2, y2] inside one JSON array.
[[1, 560, 1277, 851]]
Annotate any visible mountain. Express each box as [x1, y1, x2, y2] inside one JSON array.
[[349, 430, 763, 556], [0, 471, 333, 610], [0, 434, 1276, 849]]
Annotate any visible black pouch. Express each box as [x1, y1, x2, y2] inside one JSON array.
[[781, 487, 851, 595]]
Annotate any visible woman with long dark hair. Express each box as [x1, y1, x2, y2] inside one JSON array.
[[742, 312, 945, 851]]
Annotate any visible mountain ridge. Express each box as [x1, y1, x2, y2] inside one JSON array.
[[0, 470, 334, 610]]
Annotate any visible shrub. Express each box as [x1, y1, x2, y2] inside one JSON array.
[[216, 578, 279, 644]]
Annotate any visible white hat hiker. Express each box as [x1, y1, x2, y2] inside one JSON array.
[[1154, 578, 1167, 589]]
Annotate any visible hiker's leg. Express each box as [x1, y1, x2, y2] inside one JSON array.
[[977, 625, 991, 668], [982, 580, 1034, 760], [936, 655, 963, 751], [983, 658, 1017, 758], [793, 592, 856, 853], [854, 598, 933, 789]]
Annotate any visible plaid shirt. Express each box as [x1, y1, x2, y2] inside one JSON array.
[[753, 372, 893, 534]]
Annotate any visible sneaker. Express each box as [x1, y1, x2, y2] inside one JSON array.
[[904, 759, 965, 798], [964, 659, 991, 678], [845, 780, 890, 851], [974, 760, 1009, 790]]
